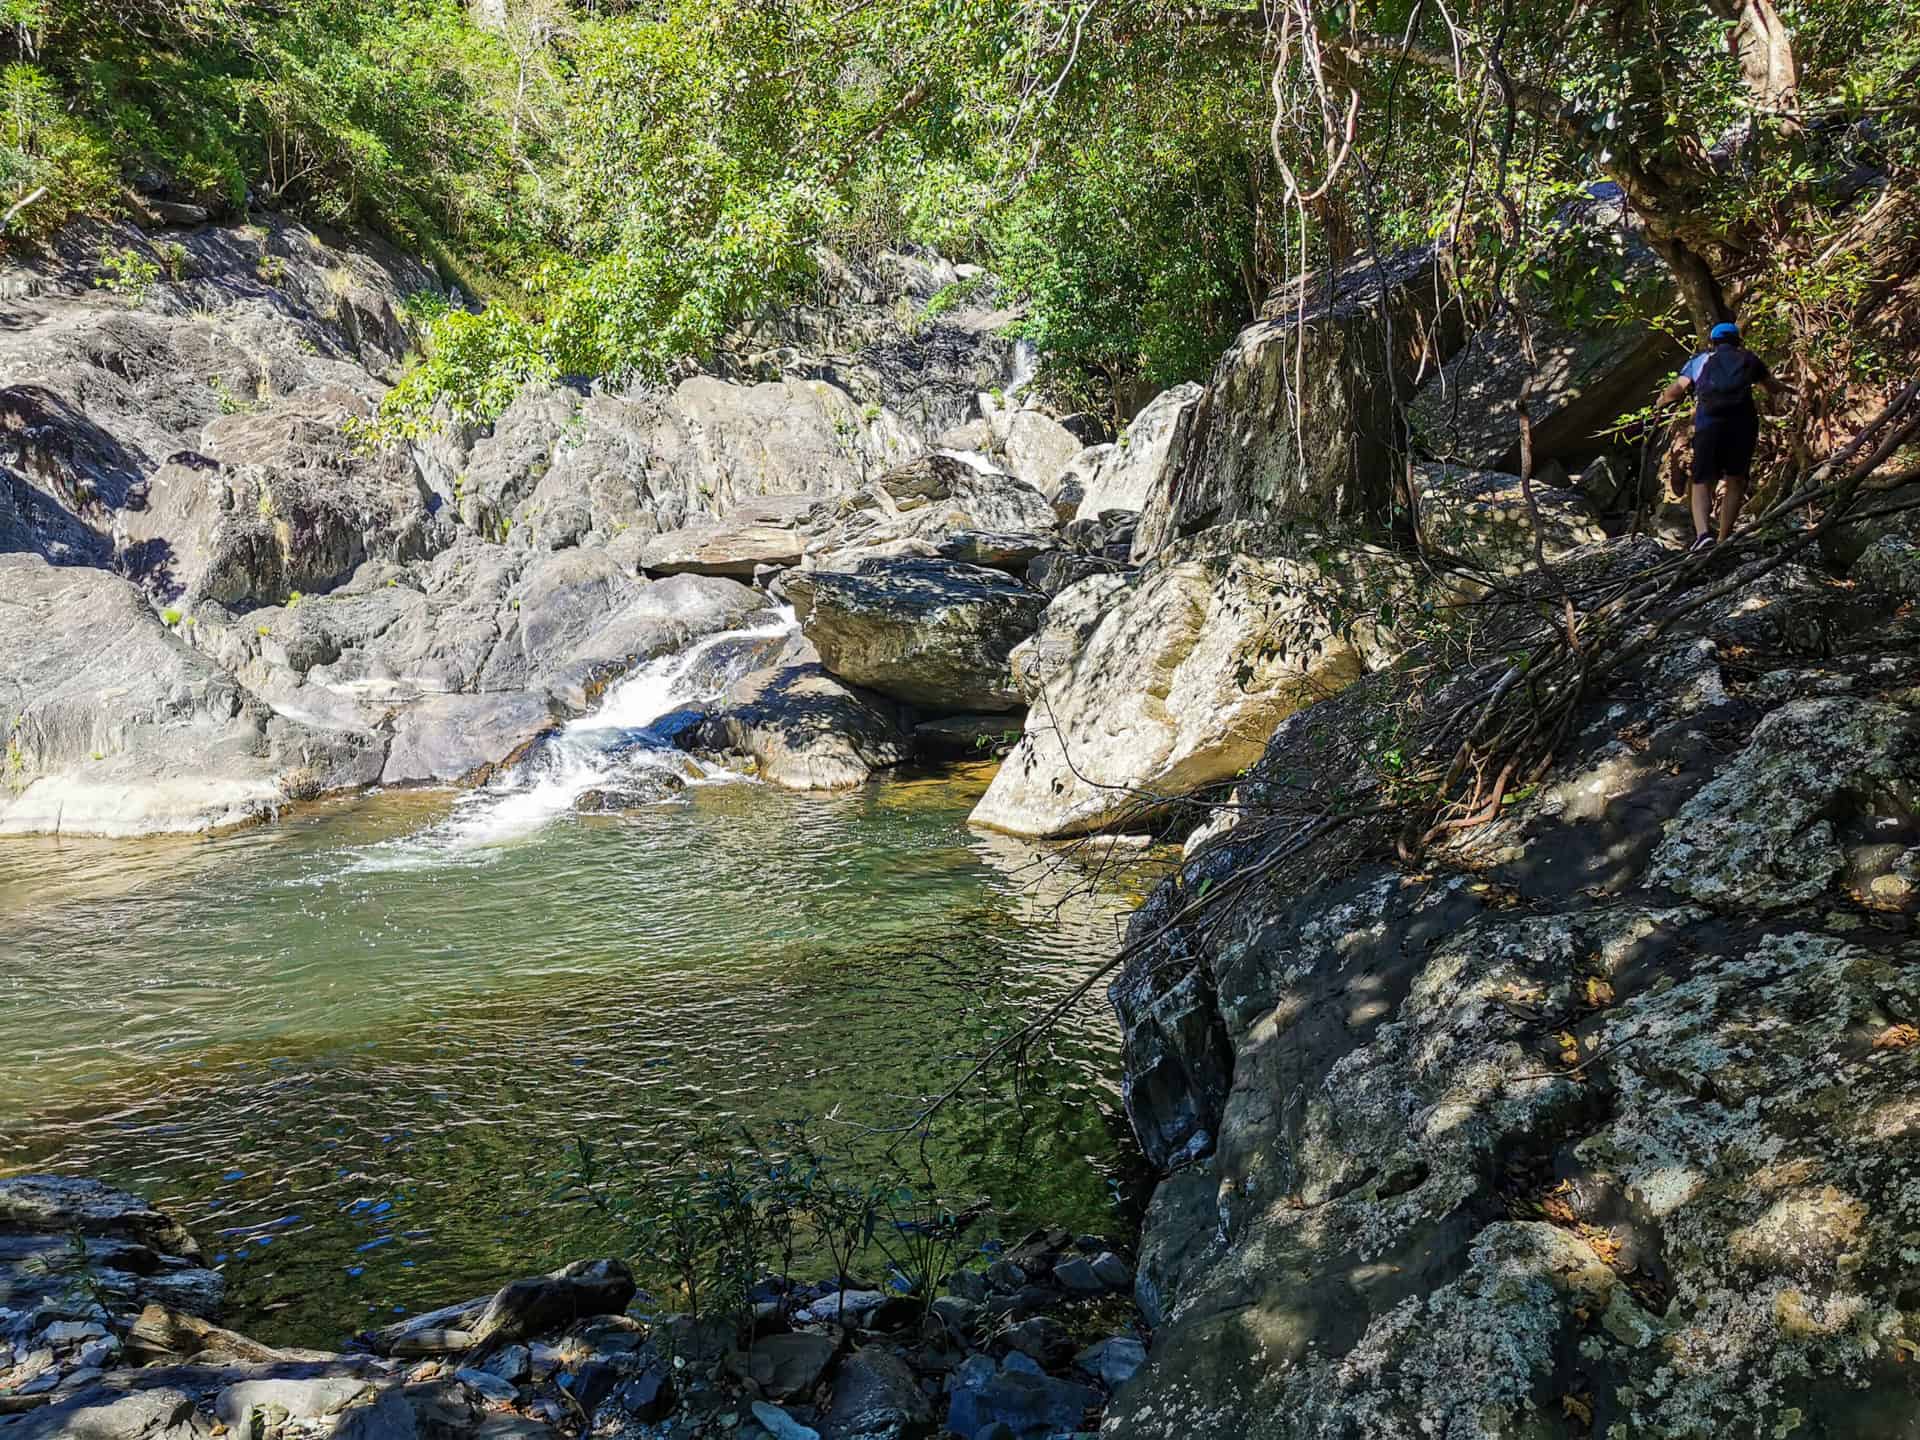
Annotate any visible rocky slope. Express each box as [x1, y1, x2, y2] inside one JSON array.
[[0, 220, 1098, 834], [1102, 545, 1920, 1438]]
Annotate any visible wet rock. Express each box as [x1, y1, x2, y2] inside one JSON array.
[[792, 559, 1044, 714], [693, 639, 912, 791], [818, 1347, 932, 1440], [1072, 1338, 1144, 1391], [466, 1260, 636, 1348], [379, 692, 558, 787]]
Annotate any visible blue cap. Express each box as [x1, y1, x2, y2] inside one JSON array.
[[1710, 322, 1741, 345]]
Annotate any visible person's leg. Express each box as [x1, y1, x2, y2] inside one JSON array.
[[1691, 481, 1715, 540], [1718, 475, 1747, 542]]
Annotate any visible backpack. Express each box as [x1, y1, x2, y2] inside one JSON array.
[[1695, 347, 1759, 418]]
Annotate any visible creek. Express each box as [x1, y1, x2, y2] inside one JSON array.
[[0, 613, 1152, 1348]]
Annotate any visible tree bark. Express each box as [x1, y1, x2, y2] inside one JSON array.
[[1705, 0, 1801, 123]]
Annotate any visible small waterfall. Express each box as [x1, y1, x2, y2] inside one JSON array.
[[354, 608, 797, 866], [1003, 339, 1039, 408]]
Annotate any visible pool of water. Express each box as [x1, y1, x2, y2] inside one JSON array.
[[0, 664, 1158, 1347]]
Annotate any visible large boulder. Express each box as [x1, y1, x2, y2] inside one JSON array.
[[0, 554, 381, 836], [791, 557, 1045, 713], [969, 550, 1402, 838], [1408, 308, 1681, 474], [801, 455, 1059, 574], [691, 635, 912, 790], [1104, 546, 1920, 1440], [639, 496, 817, 576], [1134, 248, 1454, 559], [1413, 461, 1608, 577], [1070, 384, 1200, 523]]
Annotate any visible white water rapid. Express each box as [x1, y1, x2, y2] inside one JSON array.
[[352, 607, 798, 867]]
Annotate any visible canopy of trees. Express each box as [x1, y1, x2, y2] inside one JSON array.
[[5, 0, 1914, 423]]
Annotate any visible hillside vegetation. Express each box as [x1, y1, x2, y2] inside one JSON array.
[[4, 0, 1914, 430]]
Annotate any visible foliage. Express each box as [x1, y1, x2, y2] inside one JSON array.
[[93, 244, 158, 299]]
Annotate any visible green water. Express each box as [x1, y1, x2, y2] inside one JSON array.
[[0, 767, 1155, 1347]]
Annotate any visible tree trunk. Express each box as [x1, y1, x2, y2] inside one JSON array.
[[1705, 0, 1801, 123]]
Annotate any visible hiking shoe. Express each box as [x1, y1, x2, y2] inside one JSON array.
[[1689, 533, 1718, 555]]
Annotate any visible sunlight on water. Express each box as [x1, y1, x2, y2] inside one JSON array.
[[0, 726, 1164, 1347]]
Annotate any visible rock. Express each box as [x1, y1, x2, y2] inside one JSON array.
[[1134, 247, 1455, 559], [926, 1297, 983, 1340], [1103, 545, 1920, 1439], [998, 1318, 1071, 1369], [1005, 574, 1131, 703], [615, 1366, 674, 1422], [751, 1400, 821, 1440], [466, 1260, 636, 1347], [818, 1347, 933, 1440], [475, 1345, 529, 1386], [1647, 697, 1920, 912], [1072, 1338, 1145, 1391], [795, 1290, 889, 1327], [1851, 532, 1920, 599], [932, 531, 1050, 571], [970, 551, 1400, 838], [1409, 304, 1681, 475], [1049, 1258, 1102, 1295], [943, 1373, 1098, 1439], [999, 412, 1082, 495], [1411, 462, 1608, 577], [452, 1368, 519, 1405], [215, 1376, 374, 1438], [736, 1334, 838, 1400], [792, 559, 1044, 713], [982, 1262, 1025, 1295], [1087, 1254, 1130, 1291], [944, 1272, 989, 1304], [1070, 386, 1200, 524], [6, 1387, 212, 1440], [997, 1354, 1041, 1379], [0, 1179, 200, 1259], [692, 640, 912, 790], [380, 692, 558, 787], [801, 457, 1057, 575], [641, 497, 818, 576], [912, 713, 1020, 760], [0, 556, 381, 836]]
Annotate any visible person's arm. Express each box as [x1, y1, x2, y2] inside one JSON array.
[[1658, 374, 1693, 409]]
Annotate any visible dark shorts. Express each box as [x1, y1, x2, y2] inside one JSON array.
[[1693, 411, 1760, 486]]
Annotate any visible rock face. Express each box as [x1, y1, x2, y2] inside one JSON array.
[[0, 554, 381, 835], [970, 550, 1401, 838], [1133, 248, 1455, 559], [1409, 305, 1681, 474], [1067, 384, 1200, 525], [0, 218, 1032, 834], [1104, 546, 1920, 1439], [1413, 461, 1608, 577], [792, 558, 1046, 713]]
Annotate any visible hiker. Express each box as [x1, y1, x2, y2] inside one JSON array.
[[1659, 321, 1790, 552]]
